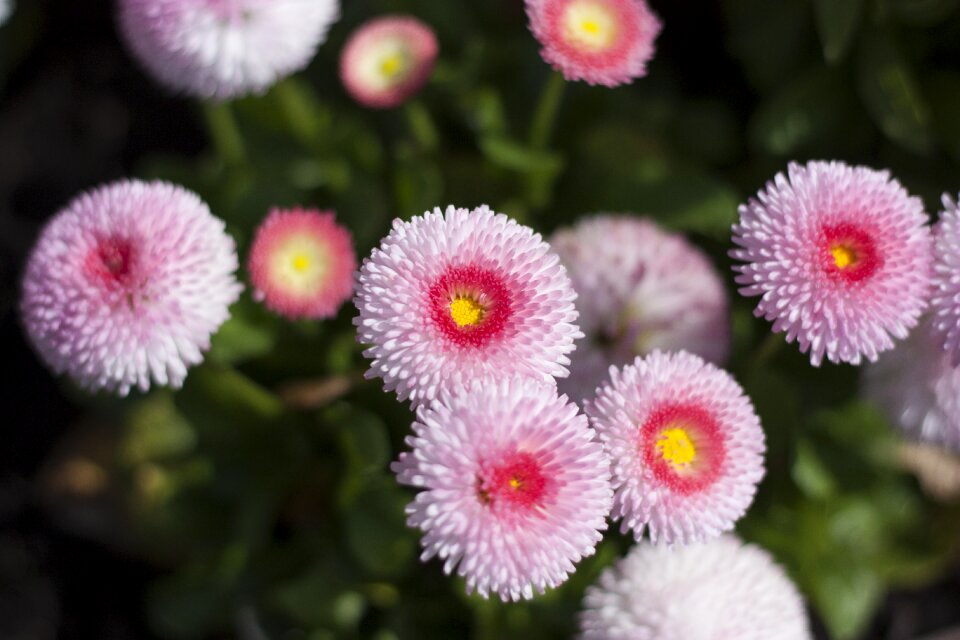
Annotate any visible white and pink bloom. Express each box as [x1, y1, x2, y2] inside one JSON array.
[[118, 0, 340, 99], [579, 536, 812, 640], [354, 205, 582, 406], [732, 160, 933, 366], [587, 350, 765, 545], [21, 180, 242, 395], [392, 377, 613, 601], [524, 0, 662, 87], [931, 194, 960, 365], [551, 216, 729, 401], [247, 208, 356, 320], [340, 15, 438, 109]]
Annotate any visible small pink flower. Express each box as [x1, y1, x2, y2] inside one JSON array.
[[932, 194, 960, 365], [118, 0, 340, 99], [525, 0, 662, 87], [551, 215, 730, 401], [392, 377, 613, 601], [247, 208, 356, 320], [339, 15, 438, 109], [579, 536, 812, 640], [732, 161, 934, 366], [587, 350, 765, 545], [20, 180, 242, 395], [354, 205, 582, 406]]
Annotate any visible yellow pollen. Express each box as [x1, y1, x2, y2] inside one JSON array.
[[509, 477, 522, 489], [380, 54, 404, 78], [582, 20, 600, 34], [831, 245, 855, 269], [656, 428, 697, 468], [450, 297, 485, 327], [292, 254, 310, 272]]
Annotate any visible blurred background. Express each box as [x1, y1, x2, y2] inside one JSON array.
[[2, 0, 960, 638]]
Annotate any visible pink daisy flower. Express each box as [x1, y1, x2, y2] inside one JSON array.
[[339, 15, 438, 109], [524, 0, 662, 87], [247, 208, 356, 320], [354, 205, 582, 406], [118, 0, 340, 99], [864, 323, 960, 451], [932, 194, 960, 365], [20, 180, 242, 395], [551, 216, 730, 401], [586, 350, 765, 545], [579, 536, 812, 640], [392, 376, 613, 601], [732, 161, 933, 366]]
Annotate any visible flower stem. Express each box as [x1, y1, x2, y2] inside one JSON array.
[[528, 71, 566, 150], [203, 101, 246, 166], [405, 99, 439, 152]]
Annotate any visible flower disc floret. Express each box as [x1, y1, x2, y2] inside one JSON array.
[[392, 377, 613, 601], [587, 350, 765, 545]]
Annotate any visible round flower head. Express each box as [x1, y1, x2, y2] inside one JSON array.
[[579, 536, 812, 640], [524, 0, 662, 87], [247, 208, 356, 320], [587, 350, 765, 545], [21, 180, 242, 395], [932, 194, 960, 365], [339, 15, 438, 109], [551, 216, 730, 401], [392, 377, 613, 601], [732, 160, 933, 366], [118, 0, 340, 99], [354, 205, 582, 406], [864, 323, 960, 451]]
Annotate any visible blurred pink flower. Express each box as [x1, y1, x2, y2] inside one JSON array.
[[354, 205, 582, 407], [21, 180, 242, 395], [525, 0, 661, 86], [247, 208, 356, 320], [932, 193, 960, 365], [579, 536, 812, 640], [339, 15, 438, 109], [392, 377, 613, 601], [118, 0, 340, 99], [587, 350, 765, 545], [551, 215, 729, 401], [732, 160, 933, 366]]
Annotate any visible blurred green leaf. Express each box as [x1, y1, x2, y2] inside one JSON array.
[[810, 564, 883, 639], [342, 479, 415, 577], [479, 135, 564, 174], [792, 438, 837, 500], [887, 0, 960, 24], [813, 0, 862, 63]]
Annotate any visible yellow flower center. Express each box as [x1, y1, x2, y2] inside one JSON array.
[[656, 428, 697, 468], [292, 254, 310, 272], [509, 477, 522, 489], [450, 297, 485, 327], [831, 244, 855, 269], [380, 54, 405, 79], [563, 1, 619, 50]]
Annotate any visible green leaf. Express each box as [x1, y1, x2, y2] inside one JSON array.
[[478, 136, 564, 174], [857, 29, 934, 154], [813, 0, 862, 63], [208, 309, 278, 366], [888, 0, 960, 25], [342, 479, 416, 577], [809, 564, 883, 639], [792, 438, 837, 500]]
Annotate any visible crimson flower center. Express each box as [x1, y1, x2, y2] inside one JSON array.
[[87, 236, 136, 286], [640, 403, 726, 495], [428, 265, 512, 348], [820, 223, 882, 284], [478, 452, 549, 510]]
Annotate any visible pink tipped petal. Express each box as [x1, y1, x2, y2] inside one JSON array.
[[353, 205, 583, 407], [551, 215, 730, 401], [340, 15, 438, 109], [731, 160, 934, 366], [118, 0, 340, 99], [587, 350, 765, 545], [525, 0, 662, 87], [931, 194, 960, 365], [20, 180, 242, 396], [579, 536, 812, 640], [247, 208, 357, 320], [392, 377, 613, 602]]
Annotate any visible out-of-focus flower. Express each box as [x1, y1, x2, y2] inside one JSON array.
[[21, 180, 242, 395], [117, 0, 340, 99], [587, 350, 765, 545], [0, 0, 14, 26], [732, 160, 933, 366], [524, 0, 661, 86], [247, 208, 356, 320], [354, 205, 582, 407], [579, 536, 812, 640], [932, 194, 960, 365], [551, 215, 729, 400], [392, 377, 612, 601], [864, 324, 960, 451], [339, 15, 438, 109]]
